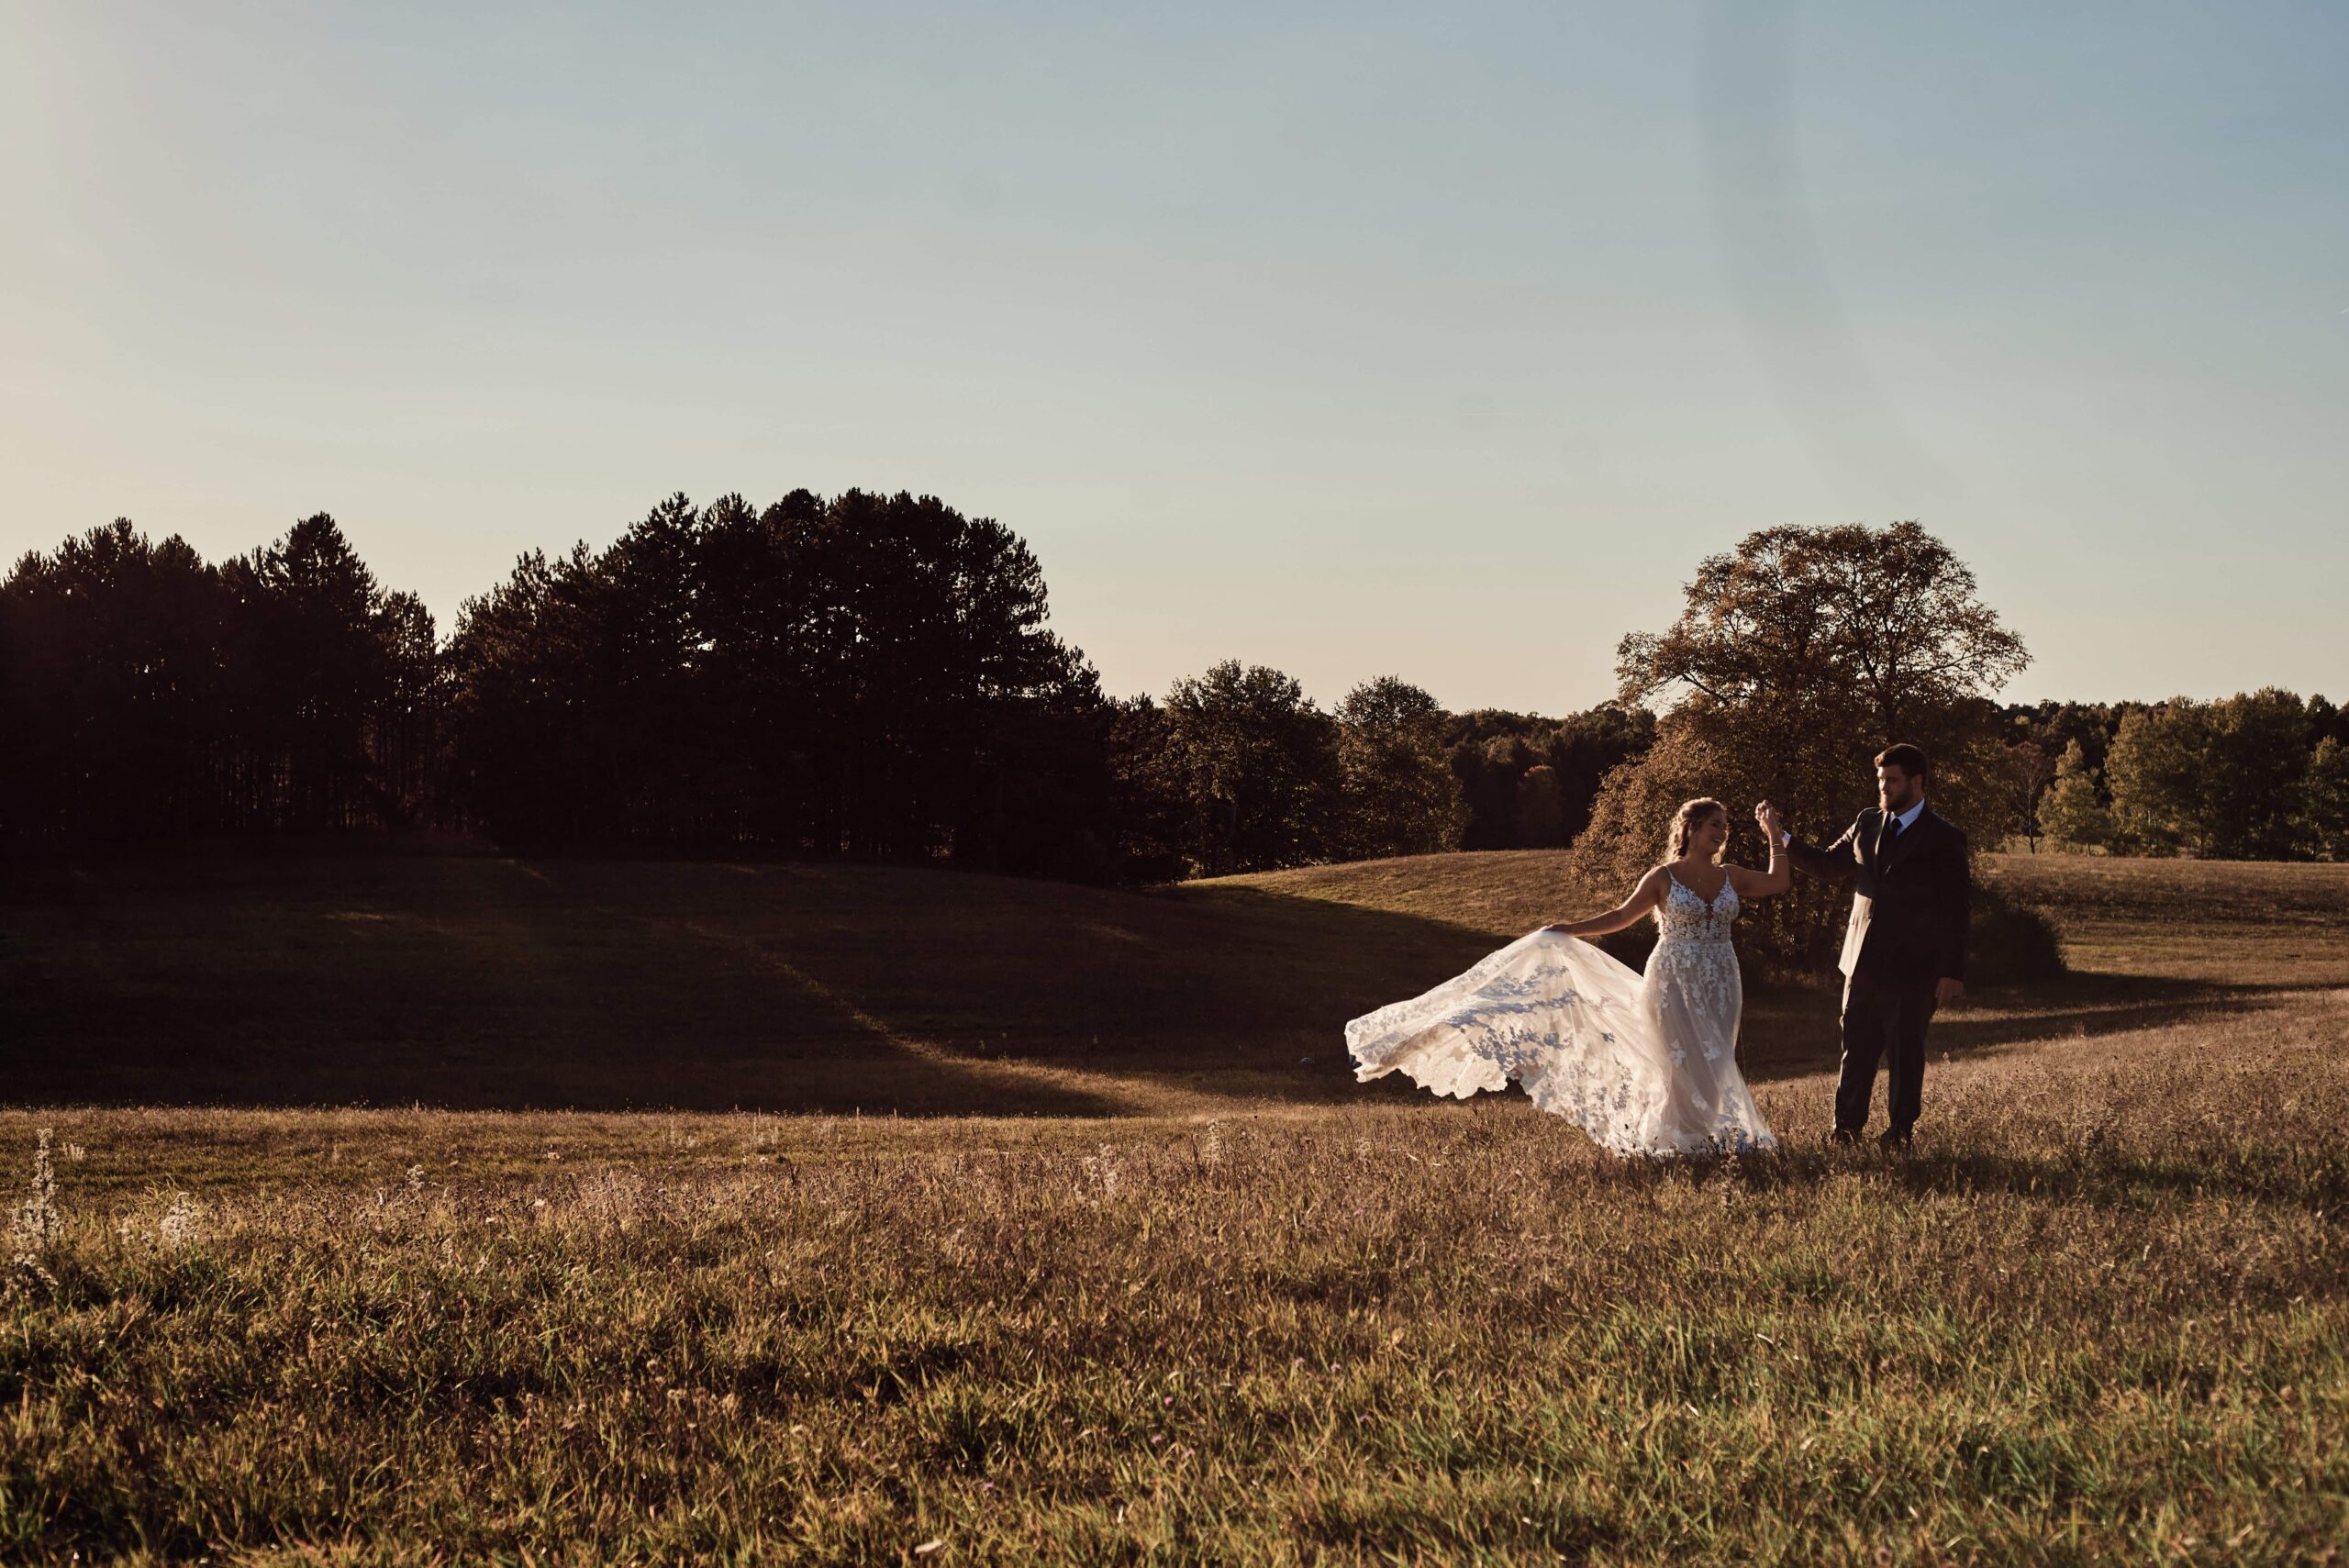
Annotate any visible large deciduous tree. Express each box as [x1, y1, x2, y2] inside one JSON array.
[[2202, 690, 2315, 861], [1573, 521, 2032, 973], [1156, 661, 1341, 876], [1515, 764, 1566, 847], [1334, 676, 1468, 860]]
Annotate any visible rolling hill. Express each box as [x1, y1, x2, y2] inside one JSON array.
[[7, 849, 2345, 1116]]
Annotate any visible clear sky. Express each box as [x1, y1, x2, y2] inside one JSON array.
[[4, 2, 2343, 714]]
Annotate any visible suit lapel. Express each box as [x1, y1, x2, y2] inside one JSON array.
[[1882, 807, 1935, 873]]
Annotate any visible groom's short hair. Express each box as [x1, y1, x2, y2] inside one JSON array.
[[1875, 742, 1930, 778]]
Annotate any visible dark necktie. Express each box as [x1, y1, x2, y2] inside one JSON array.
[[1881, 814, 1903, 858]]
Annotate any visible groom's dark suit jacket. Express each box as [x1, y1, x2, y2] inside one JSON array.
[[1787, 807, 1971, 989]]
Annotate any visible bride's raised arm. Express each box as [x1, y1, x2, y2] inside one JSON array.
[[1543, 866, 1671, 940], [1728, 801, 1793, 899]]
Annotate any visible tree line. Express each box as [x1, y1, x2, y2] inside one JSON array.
[[0, 515, 440, 842], [7, 502, 2328, 901], [0, 497, 1648, 877], [2003, 694, 2349, 861]]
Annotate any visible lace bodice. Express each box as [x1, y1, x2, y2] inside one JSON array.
[[1655, 869, 1739, 947]]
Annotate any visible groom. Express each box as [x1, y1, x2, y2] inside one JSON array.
[[1764, 743, 1970, 1149]]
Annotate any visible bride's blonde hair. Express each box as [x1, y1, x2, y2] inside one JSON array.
[[1667, 797, 1729, 862]]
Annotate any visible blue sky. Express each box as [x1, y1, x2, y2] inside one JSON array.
[[3, 2, 2342, 713]]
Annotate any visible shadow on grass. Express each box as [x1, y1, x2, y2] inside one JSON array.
[[4, 854, 2321, 1119], [1639, 1140, 2349, 1218], [1734, 970, 2321, 1088], [2, 855, 1502, 1115], [1891, 1147, 2349, 1213], [1927, 973, 2308, 1054], [3, 856, 1143, 1115]]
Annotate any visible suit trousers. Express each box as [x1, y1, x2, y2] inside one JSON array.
[[1836, 974, 1938, 1136]]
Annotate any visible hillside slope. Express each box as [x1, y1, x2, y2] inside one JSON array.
[[4, 853, 1499, 1114], [9, 851, 2343, 1116]]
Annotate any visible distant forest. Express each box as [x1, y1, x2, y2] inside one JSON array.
[[5, 497, 2343, 874], [2002, 694, 2348, 861]]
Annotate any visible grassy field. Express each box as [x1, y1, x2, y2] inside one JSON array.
[[5, 851, 2348, 1562], [5, 849, 1520, 1117]]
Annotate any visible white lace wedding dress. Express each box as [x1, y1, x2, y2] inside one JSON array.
[[1346, 870, 1776, 1156]]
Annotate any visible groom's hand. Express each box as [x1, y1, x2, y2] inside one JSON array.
[[1935, 977, 1965, 1006]]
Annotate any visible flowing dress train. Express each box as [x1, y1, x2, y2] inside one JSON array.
[[1345, 871, 1776, 1156]]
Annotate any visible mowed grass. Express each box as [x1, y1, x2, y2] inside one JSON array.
[[4, 851, 2349, 1562]]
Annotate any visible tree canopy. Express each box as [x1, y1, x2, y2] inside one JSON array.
[[1577, 521, 2032, 972], [0, 515, 438, 843], [444, 490, 1108, 870]]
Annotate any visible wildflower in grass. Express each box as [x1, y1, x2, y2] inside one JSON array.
[[406, 1163, 426, 1194], [1079, 1145, 1123, 1203], [11, 1127, 60, 1267], [1199, 1120, 1226, 1168], [158, 1190, 205, 1251]]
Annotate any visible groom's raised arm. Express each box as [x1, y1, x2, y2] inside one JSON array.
[[1782, 813, 1863, 884]]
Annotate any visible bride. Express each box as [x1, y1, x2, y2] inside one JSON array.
[[1347, 798, 1789, 1156]]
